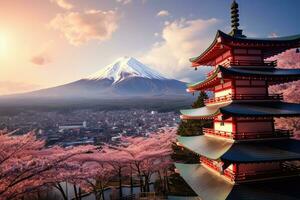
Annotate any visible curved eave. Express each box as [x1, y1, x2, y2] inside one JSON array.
[[187, 67, 221, 91], [180, 103, 228, 120], [223, 139, 300, 163], [220, 102, 300, 117], [175, 163, 300, 200], [177, 135, 300, 163], [175, 163, 234, 200], [181, 101, 300, 120], [220, 66, 300, 81], [190, 30, 300, 66], [177, 135, 233, 160], [189, 30, 225, 66], [188, 66, 300, 92]]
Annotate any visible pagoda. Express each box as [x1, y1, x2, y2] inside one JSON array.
[[175, 1, 300, 200]]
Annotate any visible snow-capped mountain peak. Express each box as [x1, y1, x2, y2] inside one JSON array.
[[86, 56, 168, 83]]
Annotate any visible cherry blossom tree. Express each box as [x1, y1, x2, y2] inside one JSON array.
[[119, 127, 176, 193], [100, 145, 132, 199], [0, 127, 177, 199], [0, 130, 94, 200], [269, 49, 300, 136]]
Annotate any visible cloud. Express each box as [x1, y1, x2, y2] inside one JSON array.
[[49, 10, 119, 46], [50, 0, 73, 10], [0, 81, 40, 95], [140, 18, 220, 81], [268, 32, 279, 38], [30, 54, 51, 65], [30, 41, 54, 66], [157, 10, 170, 17], [116, 0, 132, 5]]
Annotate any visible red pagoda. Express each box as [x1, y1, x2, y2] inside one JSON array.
[[175, 1, 300, 200]]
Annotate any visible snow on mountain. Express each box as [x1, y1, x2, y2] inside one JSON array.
[[86, 56, 168, 83]]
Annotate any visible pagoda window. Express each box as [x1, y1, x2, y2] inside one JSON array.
[[233, 48, 262, 55], [250, 80, 266, 86], [214, 121, 233, 133], [236, 120, 273, 134], [235, 80, 251, 86], [235, 87, 267, 95], [234, 48, 247, 54], [215, 50, 232, 66], [248, 49, 262, 55], [234, 55, 262, 61]]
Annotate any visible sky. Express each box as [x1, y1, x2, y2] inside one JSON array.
[[0, 0, 299, 95]]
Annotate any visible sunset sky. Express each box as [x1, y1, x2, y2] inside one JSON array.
[[0, 0, 299, 95]]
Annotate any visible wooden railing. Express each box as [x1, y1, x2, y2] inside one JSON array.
[[203, 128, 293, 140], [233, 93, 283, 101], [201, 157, 300, 182], [200, 157, 222, 172], [226, 168, 300, 182], [204, 93, 283, 105], [204, 95, 232, 105], [222, 60, 277, 67]]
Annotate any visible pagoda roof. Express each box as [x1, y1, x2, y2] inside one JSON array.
[[190, 30, 300, 66], [177, 135, 300, 163], [175, 163, 300, 200], [180, 102, 300, 119], [180, 102, 229, 119], [176, 135, 233, 159], [175, 163, 234, 200], [187, 66, 300, 91]]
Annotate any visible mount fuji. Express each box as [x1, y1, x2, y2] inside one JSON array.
[[16, 57, 187, 99]]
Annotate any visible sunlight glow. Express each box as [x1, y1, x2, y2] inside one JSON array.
[[0, 33, 8, 57]]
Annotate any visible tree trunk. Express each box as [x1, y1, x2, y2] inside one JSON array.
[[158, 171, 163, 193], [94, 189, 100, 200], [166, 173, 170, 192], [78, 187, 82, 200], [118, 167, 123, 198], [137, 167, 143, 193], [100, 182, 105, 200], [56, 183, 68, 200], [73, 185, 78, 200], [130, 167, 133, 195], [145, 175, 150, 192]]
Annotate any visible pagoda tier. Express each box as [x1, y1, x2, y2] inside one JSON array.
[[187, 65, 300, 92], [177, 136, 300, 162], [190, 30, 300, 67], [175, 163, 300, 200], [180, 101, 300, 120], [176, 136, 300, 185]]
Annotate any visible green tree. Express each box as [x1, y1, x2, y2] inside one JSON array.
[[177, 91, 212, 136], [173, 91, 213, 163]]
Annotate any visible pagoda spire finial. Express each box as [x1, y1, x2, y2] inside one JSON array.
[[231, 0, 239, 30], [229, 0, 245, 37]]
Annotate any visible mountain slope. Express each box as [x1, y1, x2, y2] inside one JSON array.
[[7, 57, 188, 99]]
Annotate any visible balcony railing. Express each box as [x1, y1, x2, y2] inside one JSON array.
[[202, 156, 300, 182], [204, 95, 232, 105], [233, 93, 283, 101], [222, 60, 277, 67], [225, 166, 300, 182], [203, 128, 293, 140], [204, 94, 283, 105]]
